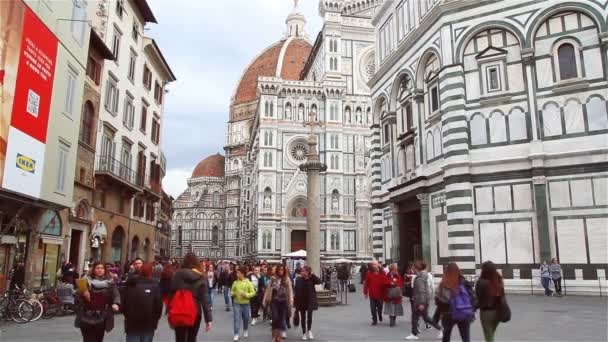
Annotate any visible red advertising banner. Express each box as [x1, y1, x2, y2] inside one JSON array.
[[9, 7, 58, 143]]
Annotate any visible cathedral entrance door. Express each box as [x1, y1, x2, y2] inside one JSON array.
[[291, 230, 307, 252]]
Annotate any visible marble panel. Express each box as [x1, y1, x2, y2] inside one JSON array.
[[592, 178, 608, 205], [475, 187, 493, 213], [570, 179, 593, 207], [549, 181, 571, 208], [556, 219, 587, 263], [513, 184, 533, 210], [438, 220, 449, 258], [480, 222, 506, 263], [506, 221, 534, 264], [587, 217, 608, 264], [494, 186, 512, 212]]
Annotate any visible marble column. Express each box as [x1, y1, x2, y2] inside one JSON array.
[[300, 113, 327, 275], [533, 176, 552, 262], [417, 193, 431, 264], [391, 203, 400, 262]]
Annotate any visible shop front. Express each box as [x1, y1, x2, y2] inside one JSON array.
[[29, 210, 66, 288]]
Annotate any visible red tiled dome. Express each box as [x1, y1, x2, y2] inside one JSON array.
[[191, 153, 225, 178], [233, 38, 312, 105]]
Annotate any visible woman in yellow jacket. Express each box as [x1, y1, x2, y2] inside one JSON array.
[[231, 268, 257, 341]]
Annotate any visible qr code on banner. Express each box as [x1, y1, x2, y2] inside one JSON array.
[[26, 89, 40, 118]]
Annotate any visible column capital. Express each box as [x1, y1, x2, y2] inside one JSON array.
[[521, 48, 536, 65], [533, 176, 546, 185], [416, 193, 429, 205]]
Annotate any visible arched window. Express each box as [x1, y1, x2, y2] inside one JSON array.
[[212, 226, 219, 246], [111, 226, 124, 262], [264, 101, 269, 117], [330, 231, 340, 250], [285, 103, 292, 120], [489, 112, 507, 143], [563, 99, 584, 134], [355, 107, 362, 124], [344, 106, 352, 123], [331, 189, 339, 212], [587, 96, 608, 131], [433, 128, 442, 157], [557, 43, 578, 80], [542, 102, 562, 137], [263, 187, 272, 210], [233, 159, 239, 170], [508, 109, 528, 141], [264, 151, 273, 167], [212, 191, 220, 207], [262, 231, 272, 250], [470, 114, 488, 146], [269, 101, 274, 117], [80, 101, 95, 145], [130, 236, 140, 260], [298, 104, 305, 121], [425, 132, 434, 162]]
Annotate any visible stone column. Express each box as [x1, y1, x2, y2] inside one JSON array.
[[417, 193, 431, 264], [533, 176, 552, 262], [300, 113, 327, 275], [391, 203, 400, 262]]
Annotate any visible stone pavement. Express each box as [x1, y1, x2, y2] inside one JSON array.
[[1, 290, 606, 342]]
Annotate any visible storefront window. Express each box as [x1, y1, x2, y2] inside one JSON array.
[[31, 243, 60, 287], [38, 210, 62, 236]]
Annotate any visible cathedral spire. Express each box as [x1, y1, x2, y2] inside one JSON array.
[[285, 0, 307, 39]]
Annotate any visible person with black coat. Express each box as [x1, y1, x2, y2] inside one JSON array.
[[476, 261, 507, 342], [294, 266, 322, 341], [122, 262, 163, 342], [170, 253, 212, 342]]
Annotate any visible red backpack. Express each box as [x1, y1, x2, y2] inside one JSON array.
[[168, 289, 198, 328]]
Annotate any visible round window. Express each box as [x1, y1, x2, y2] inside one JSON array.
[[290, 142, 309, 163]]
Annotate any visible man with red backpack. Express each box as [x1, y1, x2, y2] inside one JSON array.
[[169, 253, 212, 342]]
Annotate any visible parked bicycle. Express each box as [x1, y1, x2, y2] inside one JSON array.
[[12, 285, 44, 322], [39, 285, 76, 319], [0, 287, 35, 323]]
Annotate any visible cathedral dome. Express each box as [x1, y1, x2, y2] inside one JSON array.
[[233, 38, 312, 105], [191, 153, 225, 178]]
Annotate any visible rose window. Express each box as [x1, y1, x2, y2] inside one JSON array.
[[290, 143, 308, 162]]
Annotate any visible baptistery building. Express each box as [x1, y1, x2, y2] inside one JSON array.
[[369, 0, 608, 290]]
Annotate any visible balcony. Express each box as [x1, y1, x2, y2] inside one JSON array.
[[143, 173, 162, 199], [95, 155, 141, 192]]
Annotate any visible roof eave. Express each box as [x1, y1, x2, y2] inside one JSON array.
[[131, 0, 158, 23], [90, 29, 115, 60]]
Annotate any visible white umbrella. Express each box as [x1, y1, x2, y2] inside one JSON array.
[[329, 258, 354, 264], [283, 250, 307, 258]]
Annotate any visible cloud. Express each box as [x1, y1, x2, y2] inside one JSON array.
[[147, 0, 322, 196]]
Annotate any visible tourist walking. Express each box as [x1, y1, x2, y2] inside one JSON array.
[[539, 261, 553, 296], [220, 263, 238, 311], [476, 261, 508, 342], [264, 264, 293, 342], [249, 266, 265, 326], [550, 258, 562, 296], [169, 253, 212, 342], [384, 263, 404, 327], [231, 268, 257, 341], [294, 266, 321, 340], [75, 262, 121, 342], [159, 262, 174, 311], [406, 261, 442, 340], [207, 264, 218, 309], [122, 263, 163, 342], [363, 261, 387, 325], [434, 263, 476, 342]]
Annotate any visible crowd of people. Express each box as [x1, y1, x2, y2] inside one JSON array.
[[363, 260, 511, 342], [49, 253, 571, 342]]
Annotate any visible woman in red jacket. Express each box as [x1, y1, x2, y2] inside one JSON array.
[[384, 263, 404, 327]]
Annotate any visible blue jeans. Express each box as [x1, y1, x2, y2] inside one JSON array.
[[224, 288, 232, 308], [541, 277, 553, 296], [208, 287, 216, 306], [233, 303, 251, 335], [126, 333, 154, 342]]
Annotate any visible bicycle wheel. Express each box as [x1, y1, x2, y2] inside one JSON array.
[[28, 298, 44, 322], [40, 298, 56, 319], [10, 300, 33, 323]]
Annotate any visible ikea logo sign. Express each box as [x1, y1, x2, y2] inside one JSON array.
[[16, 154, 36, 173]]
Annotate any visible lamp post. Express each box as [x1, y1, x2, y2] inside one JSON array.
[[299, 111, 326, 275]]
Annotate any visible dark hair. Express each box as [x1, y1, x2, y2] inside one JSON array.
[[440, 263, 461, 294], [413, 260, 427, 271], [88, 262, 107, 278], [480, 261, 504, 296], [161, 263, 174, 279], [182, 252, 200, 269], [133, 258, 144, 264]]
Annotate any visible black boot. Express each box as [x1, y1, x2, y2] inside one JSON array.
[[390, 316, 396, 327]]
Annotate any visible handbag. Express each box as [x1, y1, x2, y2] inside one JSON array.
[[497, 295, 511, 323], [347, 284, 356, 293], [388, 286, 401, 299], [293, 309, 300, 327]]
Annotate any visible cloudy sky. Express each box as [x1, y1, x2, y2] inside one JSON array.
[[146, 0, 323, 198]]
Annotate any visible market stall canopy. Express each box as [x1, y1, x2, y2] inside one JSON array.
[[283, 250, 307, 258]]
